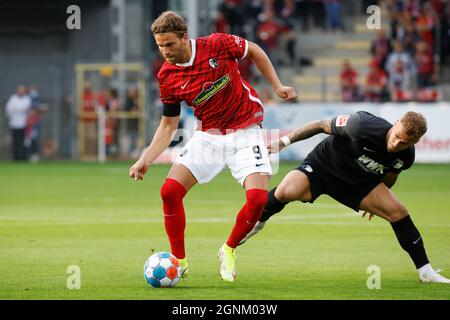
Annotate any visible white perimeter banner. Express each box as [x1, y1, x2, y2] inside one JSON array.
[[160, 103, 450, 164], [262, 103, 450, 163], [379, 103, 450, 162]]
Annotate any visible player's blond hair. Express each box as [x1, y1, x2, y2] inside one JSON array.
[[400, 111, 427, 140], [151, 11, 188, 38]]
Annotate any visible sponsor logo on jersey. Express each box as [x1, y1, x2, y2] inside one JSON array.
[[180, 79, 190, 89], [357, 155, 384, 174], [209, 58, 218, 69], [336, 115, 350, 127], [302, 165, 313, 173], [193, 74, 230, 106]]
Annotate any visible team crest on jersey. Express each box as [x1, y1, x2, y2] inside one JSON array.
[[193, 74, 230, 106], [209, 58, 218, 69], [336, 115, 350, 127], [393, 159, 404, 170]]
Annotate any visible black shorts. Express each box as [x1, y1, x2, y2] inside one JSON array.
[[295, 158, 381, 212]]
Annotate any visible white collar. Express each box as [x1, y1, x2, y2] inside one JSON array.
[[176, 39, 196, 67]]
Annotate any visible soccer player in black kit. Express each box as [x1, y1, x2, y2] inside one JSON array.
[[240, 111, 450, 283]]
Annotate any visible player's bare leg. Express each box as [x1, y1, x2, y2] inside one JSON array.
[[360, 183, 450, 284], [273, 170, 313, 202], [240, 170, 312, 245], [243, 172, 270, 191], [166, 163, 198, 190], [218, 173, 269, 282], [162, 163, 198, 278]]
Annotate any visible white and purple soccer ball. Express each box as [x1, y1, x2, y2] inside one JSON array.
[[144, 252, 182, 288]]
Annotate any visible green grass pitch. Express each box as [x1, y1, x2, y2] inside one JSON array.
[[0, 162, 449, 300]]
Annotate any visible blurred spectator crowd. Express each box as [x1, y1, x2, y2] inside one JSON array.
[[4, 85, 48, 162], [214, 1, 344, 74], [215, 1, 450, 104], [214, 0, 348, 103], [216, 0, 345, 38], [340, 0, 450, 103], [82, 81, 141, 158]]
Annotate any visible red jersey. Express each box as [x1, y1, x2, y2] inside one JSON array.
[[417, 51, 434, 75], [340, 68, 358, 87], [367, 69, 387, 87], [157, 33, 263, 133]]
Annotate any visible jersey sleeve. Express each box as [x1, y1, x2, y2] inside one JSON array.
[[330, 113, 362, 140], [388, 148, 415, 174], [214, 33, 248, 60], [400, 151, 415, 172], [159, 84, 179, 104], [157, 67, 181, 105]]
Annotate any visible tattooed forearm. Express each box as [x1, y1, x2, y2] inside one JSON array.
[[287, 120, 332, 144]]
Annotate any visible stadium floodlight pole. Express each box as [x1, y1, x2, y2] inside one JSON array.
[[98, 107, 106, 163], [186, 0, 198, 39], [111, 0, 127, 64], [110, 0, 127, 162]]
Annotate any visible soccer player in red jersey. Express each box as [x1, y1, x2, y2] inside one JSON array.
[[129, 11, 297, 282]]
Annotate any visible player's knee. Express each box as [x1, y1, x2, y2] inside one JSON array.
[[274, 186, 295, 203], [160, 178, 187, 203], [388, 203, 408, 222]]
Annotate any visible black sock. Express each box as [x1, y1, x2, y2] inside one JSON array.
[[390, 215, 429, 269], [259, 188, 288, 222]]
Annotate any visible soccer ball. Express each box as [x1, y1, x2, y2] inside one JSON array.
[[144, 252, 182, 288]]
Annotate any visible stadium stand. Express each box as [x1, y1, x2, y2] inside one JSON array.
[[215, 0, 450, 103]]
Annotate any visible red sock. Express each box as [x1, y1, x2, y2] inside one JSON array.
[[226, 189, 268, 248], [160, 178, 187, 259]]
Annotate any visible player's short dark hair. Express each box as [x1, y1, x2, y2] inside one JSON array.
[[400, 111, 427, 140], [151, 11, 188, 38]]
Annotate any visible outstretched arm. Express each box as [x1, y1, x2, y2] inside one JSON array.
[[268, 119, 332, 154], [129, 115, 180, 180], [247, 41, 297, 101]]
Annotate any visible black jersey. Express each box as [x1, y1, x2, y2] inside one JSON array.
[[307, 111, 415, 185]]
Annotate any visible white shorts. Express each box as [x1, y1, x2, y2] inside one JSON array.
[[174, 125, 272, 185]]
